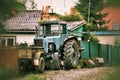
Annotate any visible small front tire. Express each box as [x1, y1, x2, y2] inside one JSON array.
[[35, 57, 45, 73]]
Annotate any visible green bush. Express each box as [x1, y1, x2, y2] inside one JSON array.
[[0, 66, 18, 80], [114, 37, 120, 46]]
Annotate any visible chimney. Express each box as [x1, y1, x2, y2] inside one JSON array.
[[44, 6, 50, 13], [70, 7, 75, 15]]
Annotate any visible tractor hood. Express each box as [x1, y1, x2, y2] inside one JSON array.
[[34, 36, 61, 53]]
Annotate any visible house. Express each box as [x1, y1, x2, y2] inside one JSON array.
[[40, 6, 59, 21], [90, 7, 120, 45], [0, 5, 85, 47], [0, 6, 60, 47], [0, 10, 41, 47], [91, 31, 120, 45], [102, 7, 120, 30]]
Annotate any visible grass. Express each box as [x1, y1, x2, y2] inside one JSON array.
[[0, 66, 19, 80], [24, 74, 47, 80], [14, 73, 48, 80], [106, 65, 120, 80], [74, 65, 120, 80]]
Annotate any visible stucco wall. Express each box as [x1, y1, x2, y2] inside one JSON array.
[[97, 35, 120, 45], [15, 34, 35, 45], [0, 34, 35, 46]]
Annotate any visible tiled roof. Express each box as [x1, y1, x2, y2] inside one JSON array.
[[5, 10, 41, 31]]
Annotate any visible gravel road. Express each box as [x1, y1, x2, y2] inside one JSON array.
[[40, 67, 107, 80], [14, 67, 108, 80]]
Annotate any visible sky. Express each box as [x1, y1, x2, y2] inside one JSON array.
[[26, 0, 78, 15]]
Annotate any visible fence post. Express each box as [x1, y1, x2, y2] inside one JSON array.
[[118, 46, 120, 63], [108, 45, 112, 66], [89, 42, 91, 58]]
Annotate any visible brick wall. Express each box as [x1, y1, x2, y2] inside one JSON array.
[[102, 7, 120, 30]]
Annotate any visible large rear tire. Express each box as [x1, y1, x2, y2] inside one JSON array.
[[63, 40, 79, 69]]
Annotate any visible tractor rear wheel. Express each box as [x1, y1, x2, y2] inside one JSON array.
[[63, 40, 79, 69]]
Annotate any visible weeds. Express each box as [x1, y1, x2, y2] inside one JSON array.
[[107, 65, 120, 80], [0, 66, 18, 80], [25, 74, 47, 80]]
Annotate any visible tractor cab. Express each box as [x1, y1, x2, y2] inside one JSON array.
[[38, 21, 67, 37], [34, 21, 68, 53]]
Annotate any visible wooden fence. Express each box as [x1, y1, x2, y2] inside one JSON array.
[[0, 47, 18, 68]]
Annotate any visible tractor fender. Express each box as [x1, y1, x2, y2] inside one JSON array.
[[64, 36, 79, 44], [64, 36, 84, 52]]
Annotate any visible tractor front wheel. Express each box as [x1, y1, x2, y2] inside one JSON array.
[[35, 57, 45, 73]]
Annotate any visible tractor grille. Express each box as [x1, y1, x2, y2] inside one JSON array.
[[34, 39, 43, 47]]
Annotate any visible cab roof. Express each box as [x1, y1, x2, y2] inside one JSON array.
[[40, 20, 67, 25]]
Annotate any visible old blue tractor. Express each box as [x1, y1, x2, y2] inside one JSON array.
[[32, 21, 82, 72]]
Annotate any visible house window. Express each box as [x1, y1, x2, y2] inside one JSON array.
[[112, 23, 120, 30], [0, 38, 6, 47], [7, 38, 14, 47], [0, 36, 16, 47]]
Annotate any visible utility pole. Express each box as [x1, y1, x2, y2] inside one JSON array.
[[51, 0, 52, 6], [64, 0, 66, 14], [88, 0, 91, 23]]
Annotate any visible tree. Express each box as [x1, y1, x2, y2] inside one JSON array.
[[75, 0, 109, 42], [75, 0, 108, 31], [58, 15, 82, 22], [107, 0, 120, 7], [0, 0, 25, 34]]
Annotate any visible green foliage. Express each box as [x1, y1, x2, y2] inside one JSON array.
[[26, 74, 39, 80], [18, 43, 28, 48], [75, 0, 104, 21], [58, 15, 81, 22], [75, 0, 109, 42], [0, 21, 6, 34], [0, 0, 25, 20], [90, 35, 99, 43], [107, 0, 120, 7], [107, 66, 120, 80], [75, 0, 108, 31], [82, 33, 99, 43], [26, 74, 47, 80], [0, 0, 25, 34], [84, 23, 108, 31], [114, 37, 120, 46], [0, 66, 18, 80], [98, 26, 109, 31]]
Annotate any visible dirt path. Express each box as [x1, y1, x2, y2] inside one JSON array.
[[14, 67, 108, 80], [39, 67, 107, 80]]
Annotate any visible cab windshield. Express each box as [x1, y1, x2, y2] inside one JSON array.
[[39, 23, 66, 36]]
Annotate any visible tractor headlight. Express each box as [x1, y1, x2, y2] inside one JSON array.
[[34, 59, 39, 66], [78, 37, 81, 41], [48, 43, 56, 53]]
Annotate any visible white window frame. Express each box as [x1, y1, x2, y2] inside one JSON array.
[[0, 36, 16, 47]]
